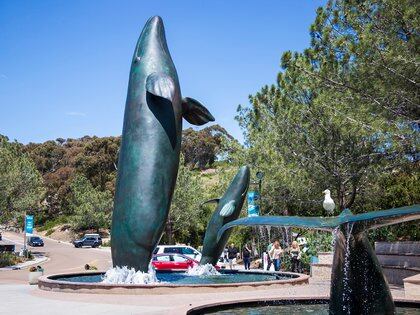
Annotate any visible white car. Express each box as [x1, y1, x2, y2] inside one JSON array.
[[153, 245, 202, 262]]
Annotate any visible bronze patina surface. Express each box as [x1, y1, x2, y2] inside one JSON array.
[[200, 166, 250, 266], [218, 204, 420, 314], [111, 16, 214, 272]]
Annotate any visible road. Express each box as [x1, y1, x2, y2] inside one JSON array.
[[0, 231, 112, 284]]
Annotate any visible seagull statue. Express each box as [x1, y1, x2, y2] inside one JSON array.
[[322, 189, 335, 214]]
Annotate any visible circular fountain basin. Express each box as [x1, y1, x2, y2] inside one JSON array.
[[187, 298, 420, 314], [38, 270, 309, 295]]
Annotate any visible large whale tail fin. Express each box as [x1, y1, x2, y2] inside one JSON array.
[[216, 204, 419, 314], [217, 204, 420, 241], [344, 204, 420, 232]]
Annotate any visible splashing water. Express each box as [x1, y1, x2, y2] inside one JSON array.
[[102, 265, 159, 284], [186, 263, 220, 276], [342, 222, 354, 315], [266, 225, 271, 243], [283, 227, 290, 247]]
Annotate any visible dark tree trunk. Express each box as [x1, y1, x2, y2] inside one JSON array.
[[165, 217, 174, 244]]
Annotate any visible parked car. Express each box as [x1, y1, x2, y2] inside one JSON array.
[[27, 236, 44, 247], [153, 245, 202, 261], [152, 253, 199, 271], [73, 234, 102, 248]]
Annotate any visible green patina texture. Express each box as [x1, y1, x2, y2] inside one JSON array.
[[200, 166, 250, 266], [111, 16, 214, 272], [219, 204, 420, 314]]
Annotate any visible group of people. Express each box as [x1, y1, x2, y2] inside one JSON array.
[[266, 240, 302, 272], [224, 243, 252, 270], [223, 240, 302, 272]]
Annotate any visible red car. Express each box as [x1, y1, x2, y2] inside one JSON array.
[[152, 253, 198, 271]]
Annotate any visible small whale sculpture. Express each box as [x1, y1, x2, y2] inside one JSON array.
[[200, 166, 250, 266], [218, 204, 420, 314], [111, 16, 214, 272]]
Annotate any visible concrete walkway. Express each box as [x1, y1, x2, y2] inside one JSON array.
[[0, 231, 111, 284], [0, 280, 411, 315]]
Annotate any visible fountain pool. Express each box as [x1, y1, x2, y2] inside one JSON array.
[[38, 270, 309, 295], [187, 299, 420, 314]]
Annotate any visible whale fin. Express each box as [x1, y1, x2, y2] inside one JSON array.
[[182, 97, 215, 126], [200, 198, 220, 208], [219, 200, 236, 217], [146, 73, 175, 101]]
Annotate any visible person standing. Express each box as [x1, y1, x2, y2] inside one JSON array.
[[223, 246, 229, 263], [227, 243, 238, 270], [290, 241, 302, 273], [242, 243, 251, 270], [269, 240, 283, 271]]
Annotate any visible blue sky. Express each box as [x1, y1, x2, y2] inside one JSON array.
[[0, 0, 324, 144]]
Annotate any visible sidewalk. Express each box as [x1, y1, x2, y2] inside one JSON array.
[[0, 279, 411, 315], [0, 255, 49, 271]]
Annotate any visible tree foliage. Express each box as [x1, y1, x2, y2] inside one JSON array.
[[233, 0, 419, 244], [24, 136, 119, 223], [181, 124, 234, 170], [69, 174, 113, 232], [0, 135, 45, 225], [162, 155, 206, 245]]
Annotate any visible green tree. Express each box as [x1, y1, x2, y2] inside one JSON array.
[[163, 155, 207, 246], [284, 0, 419, 148], [181, 125, 234, 170], [0, 135, 45, 225], [69, 175, 113, 232], [234, 0, 419, 243], [74, 136, 119, 192], [24, 136, 119, 224]]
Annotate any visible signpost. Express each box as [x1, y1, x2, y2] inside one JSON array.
[[25, 215, 34, 234], [23, 214, 34, 257]]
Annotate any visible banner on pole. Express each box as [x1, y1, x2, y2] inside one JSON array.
[[25, 215, 34, 234], [247, 191, 260, 217]]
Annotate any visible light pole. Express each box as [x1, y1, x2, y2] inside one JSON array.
[[23, 212, 27, 257], [251, 171, 264, 259], [256, 171, 264, 215]]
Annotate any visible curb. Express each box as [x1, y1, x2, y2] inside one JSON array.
[[40, 234, 111, 252], [0, 255, 49, 271], [37, 270, 310, 295]]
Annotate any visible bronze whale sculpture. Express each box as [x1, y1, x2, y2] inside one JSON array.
[[111, 16, 214, 271], [200, 166, 250, 266]]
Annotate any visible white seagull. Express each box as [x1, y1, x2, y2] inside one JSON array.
[[323, 189, 335, 214]]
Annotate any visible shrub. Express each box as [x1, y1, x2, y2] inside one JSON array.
[[45, 229, 54, 236], [37, 216, 69, 232], [102, 239, 111, 247], [0, 252, 19, 268], [21, 249, 34, 260]]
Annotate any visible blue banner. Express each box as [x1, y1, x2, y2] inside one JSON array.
[[247, 191, 260, 217], [25, 215, 34, 234]]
